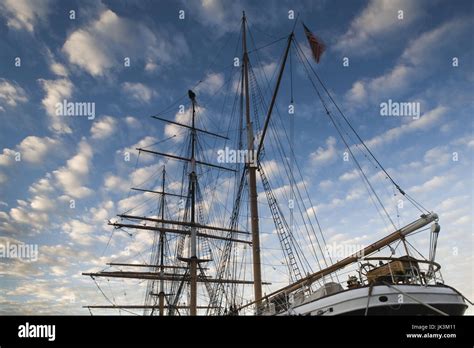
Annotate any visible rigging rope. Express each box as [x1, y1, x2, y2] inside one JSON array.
[[293, 37, 429, 214], [247, 35, 334, 278], [293, 38, 398, 232]]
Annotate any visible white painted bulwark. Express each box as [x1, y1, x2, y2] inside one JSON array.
[[278, 285, 467, 316]]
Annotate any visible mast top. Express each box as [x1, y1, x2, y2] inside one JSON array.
[[188, 89, 196, 102]]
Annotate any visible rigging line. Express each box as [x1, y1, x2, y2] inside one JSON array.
[[92, 278, 139, 316], [248, 63, 314, 277], [247, 35, 332, 271], [247, 35, 288, 54], [238, 245, 248, 306], [130, 161, 161, 190], [259, 160, 314, 278], [266, 109, 334, 276], [256, 119, 325, 279], [264, 124, 319, 274], [393, 185, 401, 229], [152, 24, 241, 119], [293, 39, 398, 232], [311, 90, 407, 221], [92, 278, 114, 305], [101, 229, 116, 258], [194, 66, 239, 135], [119, 194, 161, 216], [216, 54, 242, 142], [289, 43, 294, 104], [139, 135, 177, 149], [101, 144, 144, 256], [247, 27, 282, 95], [405, 238, 429, 261], [127, 148, 142, 199], [294, 38, 429, 214], [405, 192, 430, 213], [250, 61, 329, 274], [266, 117, 325, 271], [246, 16, 280, 40]]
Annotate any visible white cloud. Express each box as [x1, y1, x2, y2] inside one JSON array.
[[310, 136, 337, 165], [90, 116, 117, 139], [347, 65, 413, 104], [50, 62, 68, 77], [29, 177, 54, 194], [165, 106, 205, 142], [346, 81, 366, 103], [0, 78, 27, 108], [345, 188, 364, 201], [182, 0, 243, 34], [346, 18, 470, 105], [0, 172, 7, 184], [124, 116, 140, 128], [436, 195, 469, 212], [119, 136, 158, 163], [121, 82, 156, 103], [319, 179, 333, 189], [409, 175, 450, 195], [0, 0, 50, 32], [129, 163, 161, 187], [423, 146, 452, 166], [38, 78, 73, 134], [89, 200, 114, 223], [62, 9, 189, 77], [363, 106, 447, 149], [103, 174, 129, 193], [9, 206, 49, 228], [62, 219, 94, 245], [53, 140, 94, 198], [335, 0, 421, 54], [30, 195, 55, 211], [145, 59, 159, 72], [0, 136, 59, 166], [261, 160, 280, 178], [50, 266, 68, 276], [339, 169, 359, 181], [117, 192, 149, 213], [17, 136, 59, 163], [400, 18, 469, 66], [0, 148, 17, 166], [196, 72, 224, 96]]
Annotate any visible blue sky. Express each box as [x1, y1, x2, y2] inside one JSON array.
[[0, 0, 472, 314]]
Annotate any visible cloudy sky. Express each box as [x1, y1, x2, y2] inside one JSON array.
[[0, 0, 472, 315]]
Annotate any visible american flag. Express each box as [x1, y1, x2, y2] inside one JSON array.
[[303, 23, 325, 64]]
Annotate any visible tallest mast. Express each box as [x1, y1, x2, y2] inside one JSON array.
[[242, 11, 263, 310], [189, 89, 198, 316]]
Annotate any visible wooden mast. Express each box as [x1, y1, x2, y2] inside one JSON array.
[[158, 166, 166, 316], [188, 90, 198, 316], [86, 14, 297, 315], [242, 11, 263, 310]]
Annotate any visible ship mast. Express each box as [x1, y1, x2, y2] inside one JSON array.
[[242, 11, 263, 309], [158, 166, 166, 316], [83, 88, 260, 315], [188, 89, 198, 316]]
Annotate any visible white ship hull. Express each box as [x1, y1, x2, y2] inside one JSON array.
[[279, 284, 467, 316]]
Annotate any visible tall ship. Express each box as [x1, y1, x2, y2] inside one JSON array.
[[83, 13, 470, 316]]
